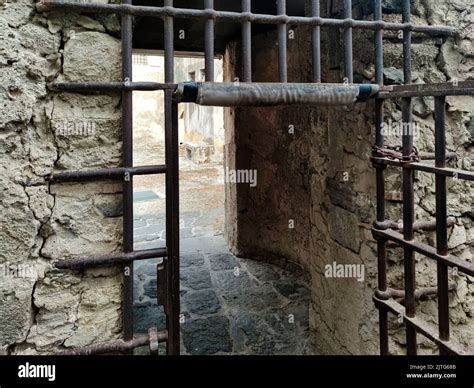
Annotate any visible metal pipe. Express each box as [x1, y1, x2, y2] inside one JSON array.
[[37, 2, 457, 36], [204, 0, 215, 81], [46, 165, 167, 183], [343, 0, 353, 83], [55, 248, 168, 270], [435, 96, 450, 354], [242, 0, 252, 82], [121, 0, 134, 343], [277, 0, 287, 82], [311, 0, 321, 83], [174, 82, 379, 106]]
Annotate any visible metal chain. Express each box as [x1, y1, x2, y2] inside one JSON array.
[[372, 145, 420, 163]]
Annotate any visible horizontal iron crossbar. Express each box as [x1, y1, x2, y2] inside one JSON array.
[[37, 1, 456, 36], [374, 217, 456, 232], [58, 328, 168, 355], [372, 158, 474, 181], [55, 248, 167, 270], [378, 81, 474, 98], [49, 81, 177, 92], [375, 283, 456, 301], [418, 151, 456, 160], [373, 297, 470, 355], [46, 165, 167, 182], [373, 228, 474, 276]]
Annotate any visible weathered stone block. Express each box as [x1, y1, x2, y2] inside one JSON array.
[[328, 206, 361, 254], [62, 31, 121, 82]]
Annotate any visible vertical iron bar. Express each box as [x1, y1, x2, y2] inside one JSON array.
[[164, 0, 174, 83], [343, 0, 353, 83], [402, 0, 417, 356], [164, 90, 180, 355], [374, 0, 383, 88], [277, 0, 287, 82], [374, 0, 388, 355], [242, 0, 252, 82], [205, 0, 215, 81], [312, 0, 321, 83], [164, 0, 180, 355], [121, 0, 134, 342], [435, 96, 450, 354]]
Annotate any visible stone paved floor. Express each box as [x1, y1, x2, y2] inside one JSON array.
[[132, 145, 312, 355], [132, 208, 313, 355]]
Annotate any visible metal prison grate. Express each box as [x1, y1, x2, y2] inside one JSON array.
[[37, 0, 474, 356]]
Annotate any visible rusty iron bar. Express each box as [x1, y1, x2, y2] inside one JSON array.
[[374, 217, 456, 232], [378, 81, 474, 98], [277, 0, 287, 83], [373, 228, 474, 276], [204, 0, 215, 81], [374, 0, 384, 87], [242, 0, 252, 82], [373, 0, 388, 355], [58, 329, 168, 355], [311, 0, 321, 83], [375, 283, 456, 302], [419, 151, 456, 160], [48, 81, 177, 92], [36, 2, 457, 36], [55, 248, 167, 270], [164, 90, 180, 355], [409, 163, 474, 181], [343, 0, 353, 83], [164, 0, 174, 82], [45, 165, 167, 183], [435, 96, 450, 355], [121, 0, 134, 343], [401, 0, 417, 355], [371, 158, 474, 181], [162, 0, 180, 355], [373, 297, 470, 355]]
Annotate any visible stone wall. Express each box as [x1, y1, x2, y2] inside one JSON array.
[[0, 0, 124, 354], [224, 0, 473, 354]]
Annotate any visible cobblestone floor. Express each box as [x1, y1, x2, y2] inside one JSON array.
[[133, 208, 313, 355], [132, 147, 312, 355]]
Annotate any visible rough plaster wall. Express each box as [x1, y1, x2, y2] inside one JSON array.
[[0, 0, 124, 354], [224, 0, 473, 354]]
